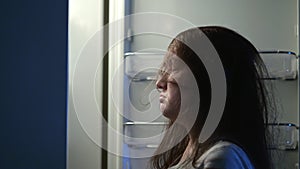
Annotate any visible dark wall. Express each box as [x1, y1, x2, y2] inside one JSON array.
[[0, 0, 68, 169]]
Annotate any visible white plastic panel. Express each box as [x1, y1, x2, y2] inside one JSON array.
[[131, 0, 298, 54], [68, 0, 103, 168]]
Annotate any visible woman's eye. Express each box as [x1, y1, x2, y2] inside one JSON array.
[[167, 78, 177, 85]]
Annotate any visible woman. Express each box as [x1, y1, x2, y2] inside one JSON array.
[[151, 26, 275, 169]]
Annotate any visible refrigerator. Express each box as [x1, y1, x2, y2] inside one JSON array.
[[67, 0, 299, 169]]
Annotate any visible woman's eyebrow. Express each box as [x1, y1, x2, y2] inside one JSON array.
[[159, 68, 171, 75]]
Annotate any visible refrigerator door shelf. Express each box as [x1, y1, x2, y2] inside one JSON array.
[[124, 51, 299, 80], [259, 51, 298, 80], [267, 123, 298, 150], [123, 121, 167, 147], [124, 52, 165, 81]]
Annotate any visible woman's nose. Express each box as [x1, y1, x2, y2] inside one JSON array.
[[156, 79, 167, 93]]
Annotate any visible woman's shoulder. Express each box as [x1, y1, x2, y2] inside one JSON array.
[[196, 141, 255, 169]]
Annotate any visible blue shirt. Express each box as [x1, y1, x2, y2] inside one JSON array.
[[169, 141, 255, 169]]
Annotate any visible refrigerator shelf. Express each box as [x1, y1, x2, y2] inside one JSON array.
[[123, 122, 299, 151], [267, 123, 299, 150], [123, 121, 167, 148], [124, 52, 164, 81], [124, 51, 298, 81], [259, 51, 298, 80], [123, 121, 167, 126]]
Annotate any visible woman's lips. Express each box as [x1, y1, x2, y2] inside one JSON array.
[[159, 95, 166, 103]]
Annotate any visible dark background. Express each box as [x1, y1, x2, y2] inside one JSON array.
[[0, 0, 68, 168]]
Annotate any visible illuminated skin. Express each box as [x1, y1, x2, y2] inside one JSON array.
[[156, 76, 180, 121], [156, 64, 181, 121], [156, 53, 198, 126]]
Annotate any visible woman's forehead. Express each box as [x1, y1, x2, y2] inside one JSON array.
[[160, 56, 190, 82], [163, 54, 185, 71]]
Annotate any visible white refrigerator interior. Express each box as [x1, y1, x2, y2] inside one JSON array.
[[122, 0, 299, 169]]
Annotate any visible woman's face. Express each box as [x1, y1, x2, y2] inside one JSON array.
[[156, 58, 181, 121], [156, 52, 200, 129]]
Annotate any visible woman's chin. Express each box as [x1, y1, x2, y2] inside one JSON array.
[[162, 109, 175, 120], [159, 103, 165, 112], [160, 104, 178, 120], [160, 106, 170, 118], [162, 111, 169, 118]]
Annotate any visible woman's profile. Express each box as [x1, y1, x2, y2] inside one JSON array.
[[151, 26, 276, 169]]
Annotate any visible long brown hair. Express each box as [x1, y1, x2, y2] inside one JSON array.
[[150, 26, 275, 169]]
